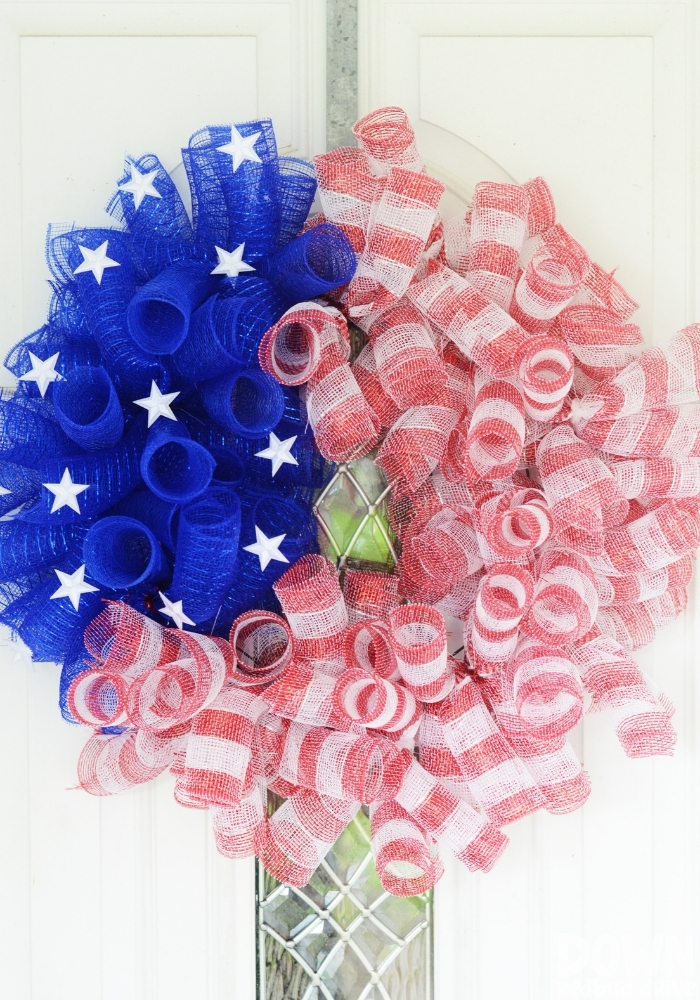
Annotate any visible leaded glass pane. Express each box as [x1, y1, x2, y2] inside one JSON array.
[[257, 808, 433, 1000]]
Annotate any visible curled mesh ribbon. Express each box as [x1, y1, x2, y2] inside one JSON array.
[[7, 105, 700, 895]]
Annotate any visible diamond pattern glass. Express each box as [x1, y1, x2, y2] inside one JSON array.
[[256, 809, 433, 1000]]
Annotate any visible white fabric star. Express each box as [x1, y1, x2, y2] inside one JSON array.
[[243, 526, 289, 571], [211, 243, 256, 279], [158, 592, 196, 630], [18, 351, 62, 397], [43, 468, 90, 514], [255, 433, 299, 477], [118, 162, 162, 209], [73, 240, 121, 285], [0, 485, 10, 496], [216, 125, 262, 171], [133, 381, 180, 427], [50, 565, 99, 611]]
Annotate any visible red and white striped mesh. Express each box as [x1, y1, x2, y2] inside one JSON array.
[[417, 708, 463, 780], [278, 723, 411, 803], [443, 211, 471, 276], [505, 635, 584, 739], [595, 587, 689, 651], [484, 688, 590, 813], [124, 631, 229, 732], [273, 555, 348, 660], [592, 500, 700, 576], [465, 182, 529, 310], [469, 562, 534, 676], [84, 600, 180, 677], [511, 225, 590, 334], [258, 301, 349, 385], [68, 669, 130, 727], [175, 687, 267, 808], [313, 146, 382, 253], [352, 106, 424, 177], [370, 800, 444, 895], [481, 486, 552, 559], [522, 177, 557, 237], [342, 568, 401, 623], [609, 457, 700, 500], [362, 302, 447, 406], [376, 405, 458, 491], [351, 342, 403, 430], [304, 357, 381, 461], [575, 405, 700, 460], [334, 667, 421, 735], [261, 660, 353, 731], [537, 424, 629, 545], [388, 604, 455, 702], [514, 335, 574, 421], [346, 167, 444, 317], [260, 789, 361, 886], [406, 265, 529, 377], [570, 629, 676, 756], [343, 618, 401, 680], [558, 305, 642, 382], [579, 324, 700, 420], [465, 377, 527, 480], [211, 781, 267, 859], [77, 724, 189, 796], [571, 260, 639, 321], [522, 545, 599, 646], [595, 555, 693, 606], [395, 758, 508, 872], [228, 610, 293, 689], [399, 506, 483, 603], [437, 679, 545, 825]]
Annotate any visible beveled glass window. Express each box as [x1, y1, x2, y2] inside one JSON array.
[[256, 808, 433, 1000]]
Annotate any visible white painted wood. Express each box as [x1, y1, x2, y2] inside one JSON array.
[[359, 3, 700, 998], [0, 3, 323, 998]]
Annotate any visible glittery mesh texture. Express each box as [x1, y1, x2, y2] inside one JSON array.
[[6, 106, 700, 893], [465, 182, 529, 311]]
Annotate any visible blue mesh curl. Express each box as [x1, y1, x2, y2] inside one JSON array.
[[170, 485, 241, 623], [20, 420, 147, 524], [48, 227, 169, 398], [0, 522, 87, 581], [262, 223, 356, 304], [183, 120, 280, 257], [275, 157, 318, 250], [83, 515, 169, 590], [53, 366, 124, 451], [111, 489, 180, 552], [200, 369, 285, 439], [127, 262, 221, 355], [107, 153, 193, 242], [140, 419, 215, 503]]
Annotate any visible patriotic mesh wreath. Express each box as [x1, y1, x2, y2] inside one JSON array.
[[1, 107, 699, 897]]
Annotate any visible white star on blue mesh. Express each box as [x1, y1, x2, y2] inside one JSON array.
[[158, 592, 196, 630], [18, 351, 62, 397], [73, 241, 121, 284], [243, 526, 289, 571], [118, 162, 162, 209], [50, 565, 99, 611], [255, 433, 298, 477], [216, 125, 262, 172]]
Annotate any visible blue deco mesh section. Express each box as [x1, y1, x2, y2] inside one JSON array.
[[0, 115, 355, 680]]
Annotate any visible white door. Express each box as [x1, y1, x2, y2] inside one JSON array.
[[357, 2, 700, 998]]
